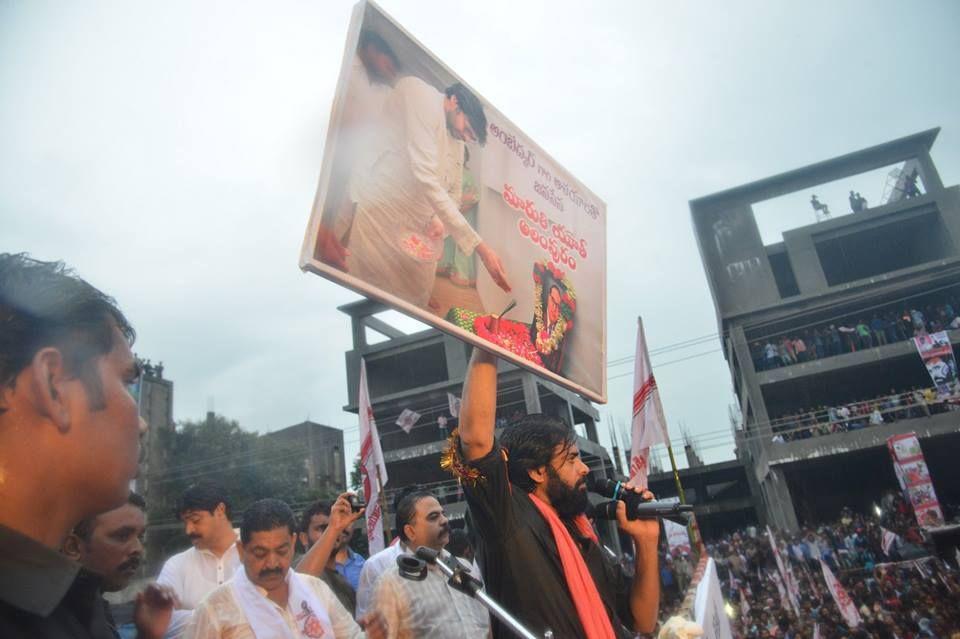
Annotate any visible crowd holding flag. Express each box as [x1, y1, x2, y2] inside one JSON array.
[[359, 358, 388, 555], [819, 559, 862, 628]]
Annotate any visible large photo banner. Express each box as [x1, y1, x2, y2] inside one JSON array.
[[912, 331, 958, 395], [887, 432, 945, 529], [300, 0, 607, 402]]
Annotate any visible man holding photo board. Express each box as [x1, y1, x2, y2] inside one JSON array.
[[445, 347, 661, 638]]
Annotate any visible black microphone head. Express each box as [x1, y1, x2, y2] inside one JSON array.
[[415, 546, 440, 563], [587, 475, 619, 497]]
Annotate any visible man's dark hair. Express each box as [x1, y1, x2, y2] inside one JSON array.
[[446, 528, 472, 558], [176, 480, 231, 520], [300, 500, 331, 533], [0, 253, 135, 413], [500, 414, 576, 493], [394, 486, 434, 543], [73, 491, 146, 542], [241, 498, 296, 545], [358, 29, 399, 67], [444, 83, 487, 145]]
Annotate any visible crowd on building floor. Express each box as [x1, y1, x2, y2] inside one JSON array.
[[769, 385, 960, 443], [750, 296, 960, 372], [658, 494, 960, 638]]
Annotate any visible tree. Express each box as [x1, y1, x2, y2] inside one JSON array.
[[145, 413, 333, 568]]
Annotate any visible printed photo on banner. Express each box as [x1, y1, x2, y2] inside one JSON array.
[[299, 0, 607, 402]]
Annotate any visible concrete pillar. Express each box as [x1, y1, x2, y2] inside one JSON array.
[[761, 468, 799, 533], [522, 373, 541, 414], [783, 232, 828, 294], [915, 151, 944, 192], [583, 416, 599, 444]]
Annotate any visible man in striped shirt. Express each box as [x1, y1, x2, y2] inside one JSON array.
[[370, 490, 488, 639]]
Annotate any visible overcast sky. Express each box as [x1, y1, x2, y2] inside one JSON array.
[[3, 1, 959, 470]]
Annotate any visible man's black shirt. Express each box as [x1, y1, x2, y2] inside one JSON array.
[[461, 442, 634, 639], [0, 524, 117, 639]]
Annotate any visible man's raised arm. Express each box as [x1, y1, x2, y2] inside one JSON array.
[[458, 348, 498, 462]]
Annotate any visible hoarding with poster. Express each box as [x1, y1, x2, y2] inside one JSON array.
[[299, 0, 607, 402], [887, 432, 945, 529]]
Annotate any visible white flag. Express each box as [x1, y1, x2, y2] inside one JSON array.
[[663, 519, 691, 555], [359, 359, 387, 555], [819, 559, 861, 628], [447, 393, 461, 418], [395, 408, 421, 434], [813, 623, 821, 639], [629, 318, 669, 489], [766, 527, 800, 615], [880, 527, 898, 556]]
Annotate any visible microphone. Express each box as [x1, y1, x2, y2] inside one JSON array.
[[587, 476, 694, 521]]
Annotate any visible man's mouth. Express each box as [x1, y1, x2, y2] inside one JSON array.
[[118, 558, 142, 574]]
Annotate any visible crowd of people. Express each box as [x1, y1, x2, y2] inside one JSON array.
[[770, 385, 960, 443], [0, 252, 662, 639], [750, 295, 960, 372], [659, 494, 960, 638]]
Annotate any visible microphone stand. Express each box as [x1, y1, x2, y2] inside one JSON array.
[[408, 546, 552, 639]]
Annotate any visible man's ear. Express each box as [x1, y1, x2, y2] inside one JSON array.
[[298, 532, 308, 549], [235, 538, 245, 560], [29, 347, 72, 433], [61, 533, 83, 561], [527, 465, 548, 488], [214, 502, 227, 519]]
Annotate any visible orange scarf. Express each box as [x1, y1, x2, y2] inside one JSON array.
[[528, 493, 617, 639]]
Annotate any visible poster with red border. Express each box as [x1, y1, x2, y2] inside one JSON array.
[[886, 432, 944, 529], [299, 1, 607, 402]]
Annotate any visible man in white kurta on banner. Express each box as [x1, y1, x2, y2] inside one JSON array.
[[320, 75, 511, 309]]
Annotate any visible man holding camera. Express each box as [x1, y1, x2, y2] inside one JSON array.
[[450, 349, 660, 638]]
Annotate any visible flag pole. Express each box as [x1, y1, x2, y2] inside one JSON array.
[[664, 440, 704, 553], [376, 465, 391, 544]]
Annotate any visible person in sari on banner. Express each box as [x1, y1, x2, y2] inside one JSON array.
[[329, 75, 510, 309]]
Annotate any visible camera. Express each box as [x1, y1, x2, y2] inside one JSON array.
[[347, 494, 366, 513]]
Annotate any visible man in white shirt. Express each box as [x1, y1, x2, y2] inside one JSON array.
[[322, 76, 511, 309], [185, 499, 385, 639], [157, 481, 242, 635], [370, 490, 488, 639]]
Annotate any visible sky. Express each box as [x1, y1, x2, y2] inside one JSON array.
[[2, 1, 959, 471]]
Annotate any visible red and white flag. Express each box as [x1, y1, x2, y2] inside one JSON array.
[[819, 559, 861, 628], [881, 527, 898, 556], [359, 359, 388, 555], [766, 527, 800, 615], [629, 318, 670, 488]]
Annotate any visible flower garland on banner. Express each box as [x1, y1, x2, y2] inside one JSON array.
[[532, 260, 576, 355]]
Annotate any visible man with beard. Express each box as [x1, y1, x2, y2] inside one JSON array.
[[185, 499, 385, 639], [157, 481, 240, 636], [62, 492, 174, 639], [448, 348, 660, 638], [370, 490, 489, 639]]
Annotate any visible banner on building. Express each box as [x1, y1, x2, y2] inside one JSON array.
[[447, 393, 461, 419], [694, 558, 734, 639], [819, 559, 861, 628], [300, 0, 607, 403], [913, 331, 958, 394], [359, 359, 388, 554], [887, 432, 944, 529]]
